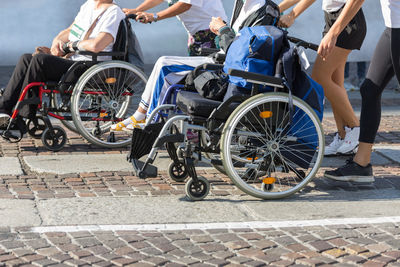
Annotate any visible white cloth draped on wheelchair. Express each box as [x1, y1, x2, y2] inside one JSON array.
[[140, 56, 214, 115]]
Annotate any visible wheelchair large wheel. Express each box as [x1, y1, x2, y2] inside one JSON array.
[[71, 61, 147, 148], [52, 94, 78, 133], [220, 92, 324, 199], [200, 131, 227, 175]]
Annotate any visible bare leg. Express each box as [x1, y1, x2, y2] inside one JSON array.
[[312, 46, 359, 137], [353, 142, 373, 167], [331, 63, 347, 138]]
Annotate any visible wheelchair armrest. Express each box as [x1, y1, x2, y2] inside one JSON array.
[[196, 47, 220, 56], [193, 63, 224, 77], [228, 69, 284, 88], [75, 51, 125, 61], [213, 52, 226, 64]]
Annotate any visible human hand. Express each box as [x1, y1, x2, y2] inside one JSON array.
[[318, 31, 337, 60], [51, 39, 65, 57], [278, 12, 295, 28], [209, 17, 226, 35], [122, 8, 137, 15], [135, 12, 155, 23]]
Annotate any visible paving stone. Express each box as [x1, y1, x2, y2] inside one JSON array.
[[308, 240, 335, 252]]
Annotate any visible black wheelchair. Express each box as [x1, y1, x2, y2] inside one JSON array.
[[1, 15, 147, 151], [128, 35, 325, 201]]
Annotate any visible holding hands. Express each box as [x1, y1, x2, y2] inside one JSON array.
[[209, 17, 226, 35], [278, 11, 296, 28], [51, 39, 65, 57]]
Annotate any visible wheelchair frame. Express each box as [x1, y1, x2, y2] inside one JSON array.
[[1, 15, 148, 151], [128, 37, 325, 201]]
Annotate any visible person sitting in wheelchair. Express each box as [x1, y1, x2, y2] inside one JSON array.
[[111, 0, 280, 131], [0, 0, 125, 127]]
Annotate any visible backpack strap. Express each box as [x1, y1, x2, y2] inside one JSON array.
[[83, 5, 113, 40]]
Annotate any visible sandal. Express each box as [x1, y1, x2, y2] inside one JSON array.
[[125, 117, 146, 130]]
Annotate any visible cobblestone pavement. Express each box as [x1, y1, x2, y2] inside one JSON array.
[[1, 63, 400, 266], [0, 222, 399, 266], [0, 116, 399, 266]]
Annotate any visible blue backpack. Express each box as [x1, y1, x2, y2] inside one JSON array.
[[223, 26, 285, 89]]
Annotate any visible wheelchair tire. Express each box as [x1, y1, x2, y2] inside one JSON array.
[[200, 132, 227, 175], [71, 61, 147, 148], [168, 161, 189, 182], [220, 92, 324, 199], [41, 126, 67, 151], [27, 117, 46, 139], [185, 176, 210, 201], [52, 94, 78, 133]]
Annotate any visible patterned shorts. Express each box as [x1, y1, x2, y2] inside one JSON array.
[[188, 29, 217, 56]]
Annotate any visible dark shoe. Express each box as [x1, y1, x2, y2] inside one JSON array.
[[0, 87, 5, 96], [324, 159, 374, 183]]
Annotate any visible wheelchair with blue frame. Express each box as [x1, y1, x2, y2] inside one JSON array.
[[1, 15, 147, 151], [128, 34, 325, 201]]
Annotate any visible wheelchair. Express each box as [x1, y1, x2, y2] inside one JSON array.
[[128, 36, 325, 201], [0, 15, 147, 151]]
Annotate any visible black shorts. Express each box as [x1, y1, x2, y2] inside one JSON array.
[[323, 6, 367, 50]]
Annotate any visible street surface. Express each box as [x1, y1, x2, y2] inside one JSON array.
[[0, 66, 400, 266]]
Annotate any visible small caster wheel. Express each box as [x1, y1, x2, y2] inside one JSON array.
[[41, 126, 67, 151], [185, 176, 210, 201], [92, 128, 101, 137], [107, 132, 116, 143], [168, 161, 189, 182], [261, 183, 274, 192], [27, 117, 46, 139]]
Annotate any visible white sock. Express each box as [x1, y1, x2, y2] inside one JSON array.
[[133, 111, 146, 121], [120, 111, 146, 126]]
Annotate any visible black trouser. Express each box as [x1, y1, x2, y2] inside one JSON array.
[[359, 27, 400, 143], [0, 53, 75, 117]]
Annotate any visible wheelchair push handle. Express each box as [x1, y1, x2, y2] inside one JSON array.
[[287, 36, 319, 51], [126, 14, 137, 20]]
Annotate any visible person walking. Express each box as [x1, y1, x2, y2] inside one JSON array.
[[122, 0, 227, 56], [279, 0, 366, 156], [325, 0, 400, 183]]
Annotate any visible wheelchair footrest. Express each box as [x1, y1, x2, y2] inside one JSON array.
[[132, 159, 158, 179]]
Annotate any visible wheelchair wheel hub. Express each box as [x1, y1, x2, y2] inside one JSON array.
[[108, 100, 120, 111], [267, 141, 280, 152]]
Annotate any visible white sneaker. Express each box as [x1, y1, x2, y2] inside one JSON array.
[[324, 133, 344, 156], [337, 126, 360, 155], [0, 113, 10, 127]]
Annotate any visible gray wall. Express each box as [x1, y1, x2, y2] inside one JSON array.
[[0, 0, 385, 66]]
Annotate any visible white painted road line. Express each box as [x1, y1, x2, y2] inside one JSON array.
[[31, 216, 400, 233]]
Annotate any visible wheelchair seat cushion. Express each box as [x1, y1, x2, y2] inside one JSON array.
[[177, 91, 222, 118]]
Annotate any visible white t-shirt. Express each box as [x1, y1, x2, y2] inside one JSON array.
[[380, 0, 400, 28], [164, 0, 227, 35], [69, 0, 125, 61], [232, 0, 265, 33], [322, 0, 347, 13]]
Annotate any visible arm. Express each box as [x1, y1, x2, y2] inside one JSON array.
[[209, 17, 235, 53], [278, 0, 315, 28], [122, 0, 163, 15], [318, 0, 364, 59], [51, 24, 73, 56], [67, 32, 114, 54], [278, 0, 301, 13], [135, 2, 192, 23]]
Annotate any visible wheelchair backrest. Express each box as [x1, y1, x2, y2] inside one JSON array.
[[112, 17, 145, 69], [112, 19, 130, 61]]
